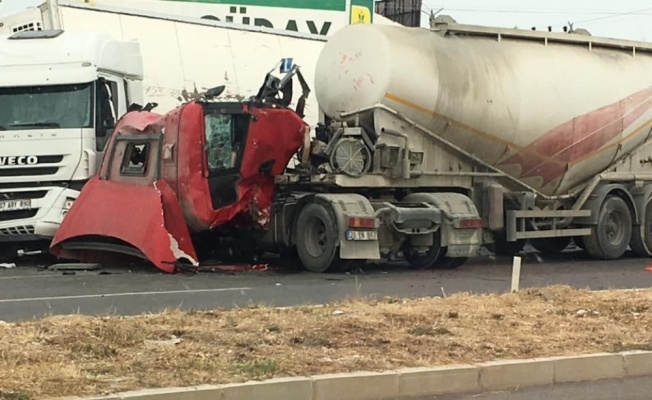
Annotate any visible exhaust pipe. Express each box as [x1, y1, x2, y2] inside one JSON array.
[[17, 249, 43, 257]]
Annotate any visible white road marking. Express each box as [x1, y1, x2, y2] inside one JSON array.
[[0, 287, 252, 303], [0, 274, 61, 281]]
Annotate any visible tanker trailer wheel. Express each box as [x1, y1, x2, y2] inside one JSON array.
[[584, 195, 632, 260], [403, 229, 443, 270], [630, 197, 652, 257], [402, 230, 466, 270], [295, 202, 347, 273], [487, 234, 526, 257]]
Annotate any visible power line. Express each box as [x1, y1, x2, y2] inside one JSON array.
[[421, 5, 652, 30], [566, 7, 652, 24], [421, 6, 652, 16]]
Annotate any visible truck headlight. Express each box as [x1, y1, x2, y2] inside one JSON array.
[[61, 197, 75, 219], [64, 198, 75, 211]]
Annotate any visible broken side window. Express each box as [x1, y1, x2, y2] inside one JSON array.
[[204, 114, 236, 171], [121, 142, 150, 176]]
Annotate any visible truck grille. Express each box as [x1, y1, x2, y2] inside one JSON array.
[[0, 210, 38, 222], [0, 191, 47, 200], [0, 155, 64, 178], [0, 225, 35, 236], [0, 167, 59, 177]]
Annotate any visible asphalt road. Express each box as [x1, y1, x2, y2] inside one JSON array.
[[0, 250, 651, 322], [428, 376, 652, 399]]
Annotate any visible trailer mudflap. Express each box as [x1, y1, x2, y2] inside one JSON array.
[[50, 177, 199, 273]]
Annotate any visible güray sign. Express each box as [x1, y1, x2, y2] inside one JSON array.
[[79, 0, 374, 35]]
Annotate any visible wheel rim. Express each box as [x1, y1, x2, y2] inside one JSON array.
[[304, 216, 328, 258], [605, 209, 626, 246]]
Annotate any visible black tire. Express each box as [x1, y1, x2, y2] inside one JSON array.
[[295, 202, 345, 273], [435, 252, 468, 270], [584, 196, 632, 260], [530, 237, 571, 255], [488, 234, 526, 257], [403, 230, 443, 270], [630, 197, 652, 257]]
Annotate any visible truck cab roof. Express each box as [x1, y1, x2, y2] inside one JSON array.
[[0, 29, 143, 86]]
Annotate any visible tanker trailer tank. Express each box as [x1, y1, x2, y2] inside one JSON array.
[[314, 20, 652, 198], [313, 17, 652, 263]]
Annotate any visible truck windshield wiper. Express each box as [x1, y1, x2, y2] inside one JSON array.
[[9, 122, 61, 128]]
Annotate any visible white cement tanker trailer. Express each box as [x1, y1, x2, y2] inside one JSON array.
[[307, 16, 652, 264]]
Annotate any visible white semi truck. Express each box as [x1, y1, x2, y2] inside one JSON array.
[[0, 28, 144, 255]]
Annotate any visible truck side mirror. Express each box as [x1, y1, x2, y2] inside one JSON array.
[[96, 78, 116, 137], [205, 85, 226, 99]]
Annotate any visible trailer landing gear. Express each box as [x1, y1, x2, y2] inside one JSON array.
[[530, 237, 571, 255]]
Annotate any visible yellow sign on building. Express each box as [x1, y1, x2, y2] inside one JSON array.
[[350, 1, 373, 24]]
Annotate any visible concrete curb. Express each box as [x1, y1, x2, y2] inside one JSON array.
[[54, 350, 652, 400]]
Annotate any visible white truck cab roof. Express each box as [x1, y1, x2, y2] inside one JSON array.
[[0, 29, 143, 86]]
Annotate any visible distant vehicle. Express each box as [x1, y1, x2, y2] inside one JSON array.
[[0, 28, 144, 255]]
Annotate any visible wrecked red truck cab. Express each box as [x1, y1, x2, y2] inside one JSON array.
[[50, 98, 308, 273]]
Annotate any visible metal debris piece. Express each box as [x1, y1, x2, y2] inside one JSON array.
[[48, 263, 101, 271]]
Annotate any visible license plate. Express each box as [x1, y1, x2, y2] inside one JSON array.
[[0, 199, 31, 212], [345, 230, 378, 241]]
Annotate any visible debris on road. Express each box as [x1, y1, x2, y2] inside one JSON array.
[[199, 263, 274, 273], [0, 263, 15, 269], [48, 263, 101, 271], [2, 285, 652, 399]]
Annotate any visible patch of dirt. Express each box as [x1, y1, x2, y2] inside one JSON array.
[[2, 285, 652, 399]]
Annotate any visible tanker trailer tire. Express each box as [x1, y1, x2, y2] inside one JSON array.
[[530, 237, 572, 255], [487, 235, 526, 257], [630, 197, 652, 257], [436, 250, 468, 270], [403, 230, 443, 270], [403, 230, 466, 270], [295, 202, 347, 273], [584, 196, 632, 260]]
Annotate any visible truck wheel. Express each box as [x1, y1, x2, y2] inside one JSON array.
[[295, 202, 345, 273], [630, 197, 652, 257], [403, 230, 443, 269], [530, 237, 571, 255], [436, 249, 468, 269], [488, 235, 525, 257], [584, 196, 632, 260]]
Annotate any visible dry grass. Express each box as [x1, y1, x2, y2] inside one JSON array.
[[2, 285, 652, 399]]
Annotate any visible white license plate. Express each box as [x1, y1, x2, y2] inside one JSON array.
[[345, 230, 378, 241], [0, 199, 32, 212]]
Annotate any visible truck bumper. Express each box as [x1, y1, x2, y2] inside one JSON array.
[[0, 186, 79, 242]]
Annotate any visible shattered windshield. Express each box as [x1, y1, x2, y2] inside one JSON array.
[[204, 112, 249, 171], [205, 114, 236, 170], [0, 83, 93, 131]]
